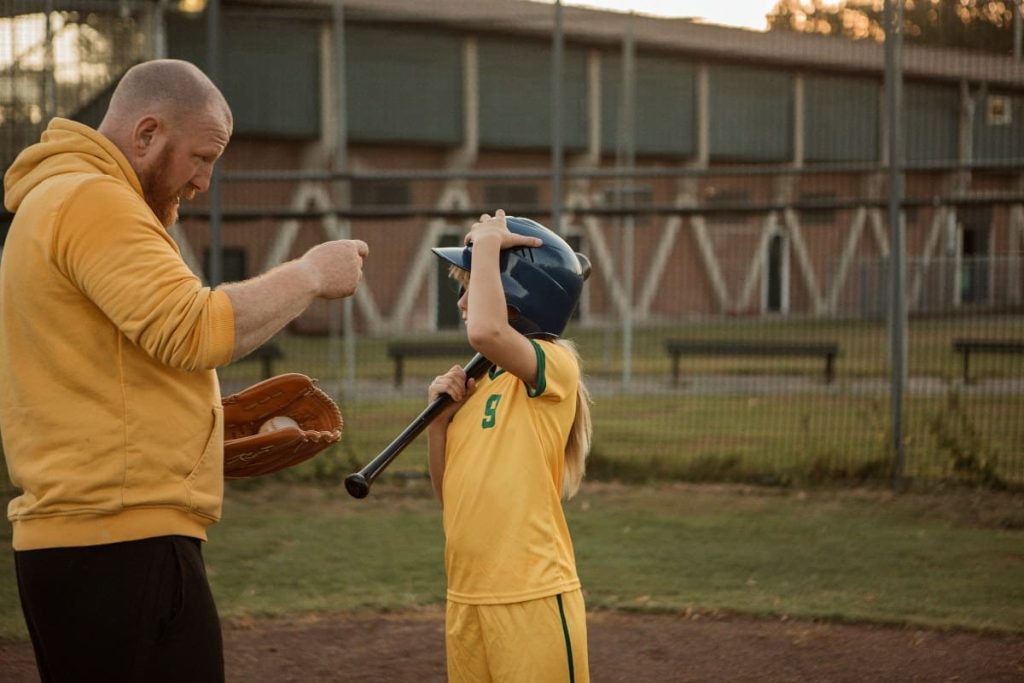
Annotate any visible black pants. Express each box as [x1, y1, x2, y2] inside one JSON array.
[[15, 535, 224, 683]]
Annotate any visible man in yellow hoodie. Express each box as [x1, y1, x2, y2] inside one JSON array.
[[0, 59, 368, 682]]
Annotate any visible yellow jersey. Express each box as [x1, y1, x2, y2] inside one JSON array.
[[442, 339, 581, 604]]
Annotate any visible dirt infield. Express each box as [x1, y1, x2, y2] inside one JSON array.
[[2, 608, 1022, 682]]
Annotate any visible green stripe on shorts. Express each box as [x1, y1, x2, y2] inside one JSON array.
[[556, 593, 575, 683]]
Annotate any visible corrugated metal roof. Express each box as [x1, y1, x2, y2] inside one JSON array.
[[235, 0, 1024, 89]]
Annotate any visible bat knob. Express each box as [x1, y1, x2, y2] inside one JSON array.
[[344, 472, 370, 499]]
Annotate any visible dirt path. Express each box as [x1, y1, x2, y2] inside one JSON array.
[[2, 608, 1022, 682]]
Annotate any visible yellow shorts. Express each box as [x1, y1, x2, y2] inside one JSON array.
[[446, 589, 589, 683]]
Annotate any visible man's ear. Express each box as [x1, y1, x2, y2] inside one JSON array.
[[132, 115, 161, 157]]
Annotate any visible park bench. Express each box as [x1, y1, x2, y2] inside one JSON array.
[[237, 342, 284, 380], [665, 339, 840, 386], [386, 340, 474, 387], [951, 338, 1024, 383]]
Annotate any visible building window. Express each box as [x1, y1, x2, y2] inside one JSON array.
[[600, 184, 653, 226], [352, 180, 412, 209], [798, 192, 837, 225], [986, 95, 1011, 126], [704, 187, 750, 224], [484, 184, 539, 213]]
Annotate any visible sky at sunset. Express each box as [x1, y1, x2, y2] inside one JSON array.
[[535, 0, 787, 31]]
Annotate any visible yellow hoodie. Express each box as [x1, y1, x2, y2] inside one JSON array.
[[1, 118, 235, 550]]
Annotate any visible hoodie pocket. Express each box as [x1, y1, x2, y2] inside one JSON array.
[[184, 405, 224, 517]]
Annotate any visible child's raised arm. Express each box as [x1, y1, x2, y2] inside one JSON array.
[[463, 210, 543, 385]]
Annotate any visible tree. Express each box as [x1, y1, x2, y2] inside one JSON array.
[[767, 0, 1021, 55]]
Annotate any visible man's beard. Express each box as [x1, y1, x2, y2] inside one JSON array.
[[139, 146, 183, 228]]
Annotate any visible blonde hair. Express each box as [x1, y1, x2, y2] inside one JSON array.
[[556, 338, 592, 500], [449, 265, 469, 288], [448, 266, 592, 498]]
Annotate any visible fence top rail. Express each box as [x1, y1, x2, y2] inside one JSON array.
[[220, 160, 1024, 184], [173, 193, 1024, 223]]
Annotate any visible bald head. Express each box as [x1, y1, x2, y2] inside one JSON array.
[[101, 59, 232, 134], [97, 59, 233, 227]]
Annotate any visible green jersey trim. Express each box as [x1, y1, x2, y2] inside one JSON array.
[[526, 340, 547, 398], [482, 341, 548, 397]]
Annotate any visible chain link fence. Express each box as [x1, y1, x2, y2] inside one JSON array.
[[2, 0, 1022, 489]]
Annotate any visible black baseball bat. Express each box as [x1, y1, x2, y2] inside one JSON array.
[[344, 352, 493, 499]]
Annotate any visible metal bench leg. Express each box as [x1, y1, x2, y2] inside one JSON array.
[[962, 350, 970, 384], [394, 357, 404, 388], [671, 354, 680, 386], [825, 354, 835, 384], [261, 355, 272, 380]]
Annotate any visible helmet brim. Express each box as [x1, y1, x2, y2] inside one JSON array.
[[431, 246, 471, 271]]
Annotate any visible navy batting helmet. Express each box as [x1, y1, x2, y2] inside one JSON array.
[[432, 216, 591, 339]]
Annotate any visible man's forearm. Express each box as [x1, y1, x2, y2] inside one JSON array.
[[219, 261, 319, 360]]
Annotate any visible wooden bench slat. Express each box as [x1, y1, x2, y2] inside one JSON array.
[[387, 342, 473, 358], [952, 339, 1024, 353], [664, 339, 840, 385], [387, 341, 475, 387], [951, 338, 1024, 383], [665, 341, 838, 356]]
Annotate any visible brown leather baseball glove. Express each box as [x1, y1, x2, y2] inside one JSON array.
[[222, 373, 343, 479]]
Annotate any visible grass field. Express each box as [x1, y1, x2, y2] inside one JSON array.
[[2, 482, 1020, 640]]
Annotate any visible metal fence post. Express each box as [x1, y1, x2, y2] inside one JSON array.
[[620, 13, 636, 390], [551, 0, 563, 235], [884, 0, 907, 486], [206, 0, 222, 287], [330, 1, 356, 401]]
